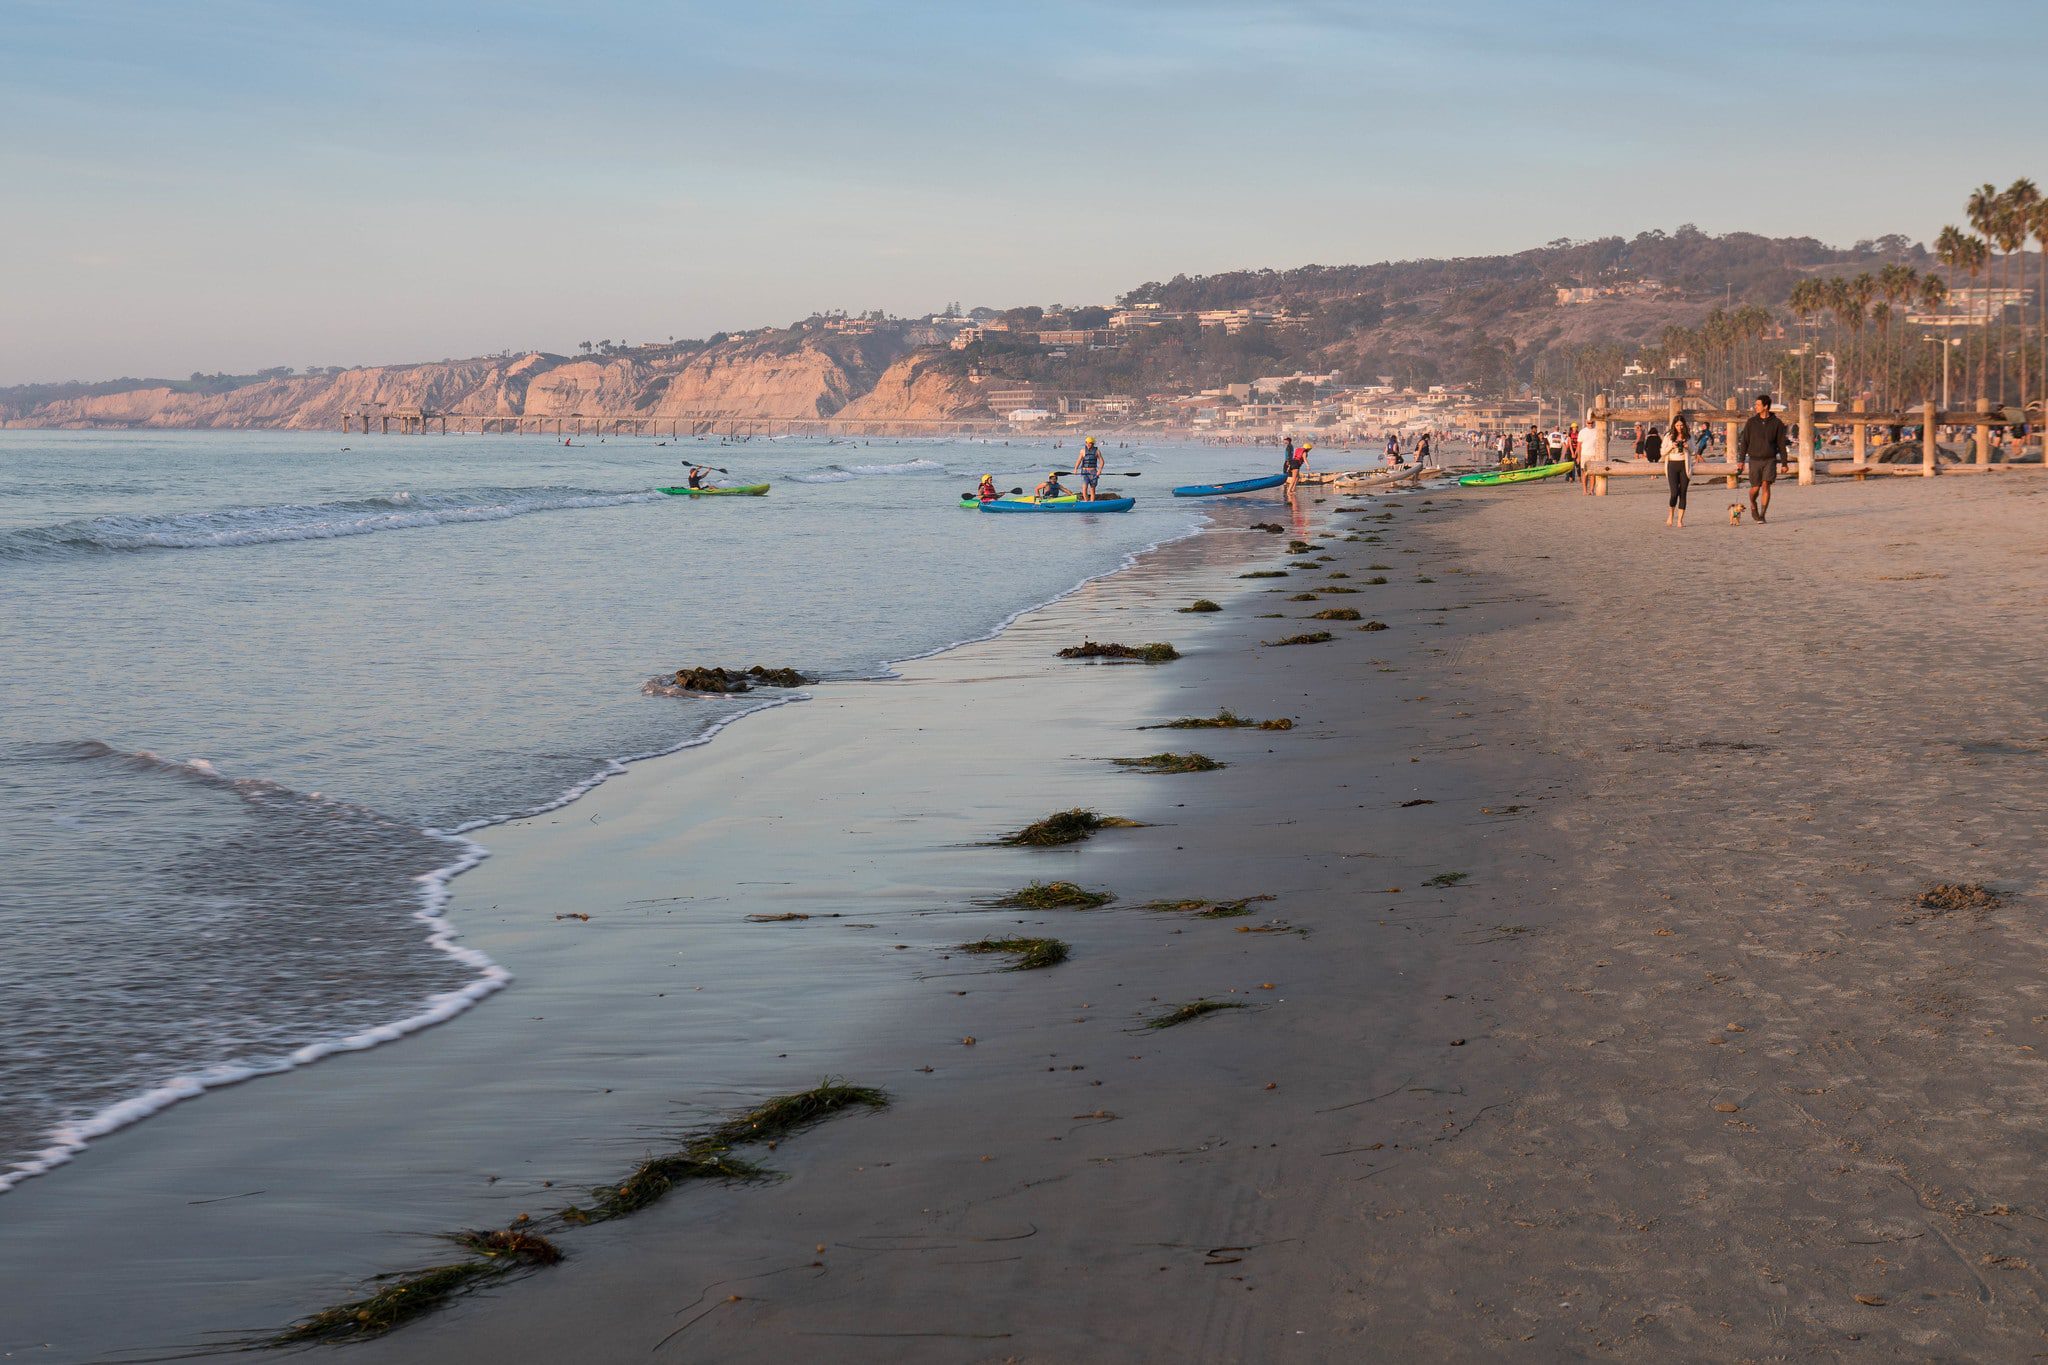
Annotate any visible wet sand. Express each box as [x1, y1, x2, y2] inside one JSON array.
[[6, 473, 2044, 1361]]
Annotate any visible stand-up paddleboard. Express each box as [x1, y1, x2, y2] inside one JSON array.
[[1171, 474, 1288, 497], [980, 496, 1134, 514], [657, 484, 771, 496], [1457, 462, 1574, 487]]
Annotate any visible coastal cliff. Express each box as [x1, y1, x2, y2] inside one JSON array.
[[0, 329, 982, 430]]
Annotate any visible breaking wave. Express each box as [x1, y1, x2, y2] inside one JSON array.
[[0, 486, 664, 560]]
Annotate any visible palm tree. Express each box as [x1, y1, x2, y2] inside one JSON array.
[[2034, 199, 2048, 423], [1787, 279, 1822, 397], [2000, 179, 2040, 413], [1877, 263, 1919, 407], [1848, 273, 1877, 398], [1918, 274, 1951, 406], [1967, 185, 2001, 400], [1936, 227, 1974, 403]]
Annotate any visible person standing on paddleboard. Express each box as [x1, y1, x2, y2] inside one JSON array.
[[1073, 437, 1103, 501], [1738, 393, 1789, 523]]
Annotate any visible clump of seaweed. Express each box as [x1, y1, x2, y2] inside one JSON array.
[[1425, 871, 1470, 887], [564, 1082, 888, 1224], [1368, 563, 1393, 570], [450, 1228, 565, 1265], [1326, 571, 1351, 579], [273, 1261, 519, 1344], [957, 936, 1070, 970], [1288, 540, 1313, 552], [989, 881, 1114, 909], [1319, 586, 1359, 594], [1146, 999, 1247, 1029], [1913, 882, 2003, 917], [274, 1083, 884, 1345], [1248, 522, 1286, 533], [1178, 599, 1223, 613], [998, 808, 1146, 846], [1359, 620, 1389, 631], [1311, 608, 1362, 621], [1264, 631, 1333, 646], [1287, 592, 1321, 601], [1145, 893, 1277, 919], [650, 664, 812, 696], [1240, 570, 1289, 579], [1058, 640, 1180, 663], [1140, 708, 1291, 731], [1113, 752, 1224, 773]]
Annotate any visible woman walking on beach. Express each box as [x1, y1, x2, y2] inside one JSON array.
[[1663, 418, 1690, 528]]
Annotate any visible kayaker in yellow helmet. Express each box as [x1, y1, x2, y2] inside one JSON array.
[[1285, 440, 1312, 493], [977, 473, 1000, 503], [1034, 469, 1068, 500], [1072, 436, 1103, 501]]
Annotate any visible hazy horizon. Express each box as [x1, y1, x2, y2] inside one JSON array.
[[6, 0, 2045, 387]]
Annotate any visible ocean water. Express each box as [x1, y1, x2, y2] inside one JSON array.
[[0, 429, 1279, 1192]]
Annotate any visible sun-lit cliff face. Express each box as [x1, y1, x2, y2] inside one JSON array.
[[1, 330, 995, 429]]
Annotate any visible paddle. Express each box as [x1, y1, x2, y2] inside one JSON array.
[[961, 487, 1026, 499]]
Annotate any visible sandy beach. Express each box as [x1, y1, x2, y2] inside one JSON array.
[[4, 471, 2044, 1362]]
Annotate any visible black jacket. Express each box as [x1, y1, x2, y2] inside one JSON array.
[[1739, 412, 1789, 461]]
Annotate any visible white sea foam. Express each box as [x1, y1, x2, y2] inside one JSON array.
[[788, 458, 948, 483]]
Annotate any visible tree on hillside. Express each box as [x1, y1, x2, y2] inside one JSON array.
[[1995, 179, 2038, 411]]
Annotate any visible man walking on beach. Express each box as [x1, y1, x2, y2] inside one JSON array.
[[1738, 393, 1790, 523]]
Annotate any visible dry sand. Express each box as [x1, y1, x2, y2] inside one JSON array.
[[4, 473, 2043, 1362]]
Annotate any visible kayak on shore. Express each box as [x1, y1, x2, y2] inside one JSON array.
[[1457, 462, 1574, 487], [980, 495, 1134, 514], [657, 484, 771, 497], [1171, 473, 1288, 497]]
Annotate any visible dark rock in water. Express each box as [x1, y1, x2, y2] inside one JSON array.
[[647, 664, 813, 696], [1248, 523, 1286, 533]]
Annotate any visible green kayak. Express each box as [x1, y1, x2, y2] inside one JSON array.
[[1458, 462, 1574, 487], [658, 484, 770, 497]]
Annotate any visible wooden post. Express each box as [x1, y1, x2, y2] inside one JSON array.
[[1723, 419, 1740, 487], [1922, 402, 1938, 477], [1795, 399, 1815, 485], [1851, 397, 1867, 468], [1975, 397, 1992, 466]]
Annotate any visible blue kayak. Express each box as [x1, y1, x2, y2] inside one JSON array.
[[1171, 473, 1288, 497], [980, 495, 1134, 514]]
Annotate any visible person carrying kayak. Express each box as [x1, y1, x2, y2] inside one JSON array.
[[976, 473, 1001, 503], [1034, 470, 1068, 500], [1286, 440, 1313, 493], [1072, 437, 1103, 501]]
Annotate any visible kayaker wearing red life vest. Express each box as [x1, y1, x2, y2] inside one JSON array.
[[977, 474, 1000, 503]]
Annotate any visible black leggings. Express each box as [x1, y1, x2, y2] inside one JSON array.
[[1666, 461, 1689, 509]]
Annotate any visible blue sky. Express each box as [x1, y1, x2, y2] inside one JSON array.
[[4, 0, 2044, 383]]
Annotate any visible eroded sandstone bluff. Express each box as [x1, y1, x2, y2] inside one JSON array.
[[2, 328, 990, 430]]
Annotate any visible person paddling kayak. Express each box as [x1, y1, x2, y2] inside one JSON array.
[[1034, 470, 1068, 500], [1073, 437, 1103, 501], [686, 465, 711, 490]]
